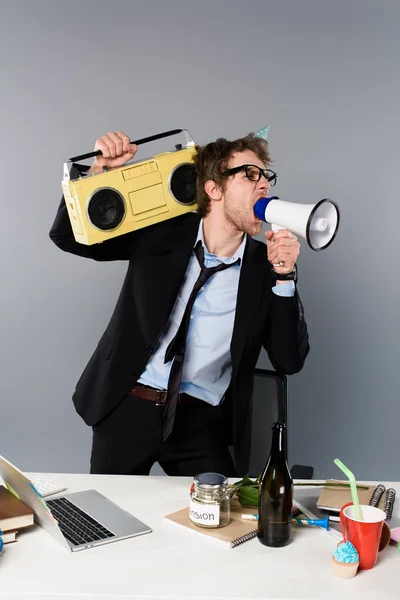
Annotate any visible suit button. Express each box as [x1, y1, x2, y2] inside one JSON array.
[[132, 372, 137, 379], [146, 345, 154, 353]]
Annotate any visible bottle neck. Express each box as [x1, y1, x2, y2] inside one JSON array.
[[270, 429, 286, 457]]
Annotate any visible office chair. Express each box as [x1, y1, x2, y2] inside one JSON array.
[[248, 368, 314, 480]]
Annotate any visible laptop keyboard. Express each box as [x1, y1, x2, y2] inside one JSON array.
[[46, 497, 115, 546]]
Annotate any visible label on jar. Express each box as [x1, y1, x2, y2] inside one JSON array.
[[189, 498, 220, 526]]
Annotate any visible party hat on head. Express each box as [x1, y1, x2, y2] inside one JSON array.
[[254, 125, 269, 140]]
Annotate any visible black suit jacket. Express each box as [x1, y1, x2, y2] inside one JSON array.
[[49, 177, 309, 474]]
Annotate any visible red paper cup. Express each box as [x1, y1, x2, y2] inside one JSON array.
[[340, 502, 386, 570]]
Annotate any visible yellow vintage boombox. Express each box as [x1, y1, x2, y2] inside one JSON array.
[[62, 129, 198, 245]]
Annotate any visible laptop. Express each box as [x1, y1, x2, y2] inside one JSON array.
[[0, 455, 152, 552]]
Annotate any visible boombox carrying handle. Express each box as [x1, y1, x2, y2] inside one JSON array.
[[69, 129, 195, 162]]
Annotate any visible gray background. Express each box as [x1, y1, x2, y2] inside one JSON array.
[[1, 0, 398, 480]]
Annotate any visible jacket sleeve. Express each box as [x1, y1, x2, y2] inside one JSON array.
[[49, 164, 151, 262], [263, 288, 310, 375]]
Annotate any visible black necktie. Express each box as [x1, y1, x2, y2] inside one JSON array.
[[162, 240, 239, 441]]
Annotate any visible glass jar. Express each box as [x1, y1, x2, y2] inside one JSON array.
[[189, 472, 231, 528]]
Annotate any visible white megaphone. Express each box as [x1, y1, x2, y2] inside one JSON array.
[[254, 196, 340, 251]]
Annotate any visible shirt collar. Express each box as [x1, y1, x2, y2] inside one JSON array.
[[195, 219, 246, 265]]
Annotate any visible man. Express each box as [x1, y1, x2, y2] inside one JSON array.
[[50, 130, 309, 477]]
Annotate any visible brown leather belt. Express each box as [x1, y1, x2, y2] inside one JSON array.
[[129, 384, 168, 406], [129, 384, 201, 407]]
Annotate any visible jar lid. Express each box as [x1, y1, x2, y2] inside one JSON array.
[[194, 472, 228, 488]]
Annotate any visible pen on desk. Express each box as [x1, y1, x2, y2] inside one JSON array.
[[241, 514, 329, 530]]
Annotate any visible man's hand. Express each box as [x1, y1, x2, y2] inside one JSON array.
[[89, 131, 138, 174], [265, 229, 300, 276]]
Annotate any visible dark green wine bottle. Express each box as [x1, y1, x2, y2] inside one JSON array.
[[257, 421, 293, 547]]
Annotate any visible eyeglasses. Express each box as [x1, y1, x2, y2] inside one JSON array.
[[220, 164, 278, 186]]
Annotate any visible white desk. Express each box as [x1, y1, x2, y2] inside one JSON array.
[[1, 475, 399, 600]]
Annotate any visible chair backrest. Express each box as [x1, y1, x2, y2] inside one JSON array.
[[248, 368, 287, 478]]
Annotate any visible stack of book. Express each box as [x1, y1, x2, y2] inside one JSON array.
[[0, 484, 35, 545]]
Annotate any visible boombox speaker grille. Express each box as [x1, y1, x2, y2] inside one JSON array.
[[169, 163, 197, 205], [87, 188, 126, 231]]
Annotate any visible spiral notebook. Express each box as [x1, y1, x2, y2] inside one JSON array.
[[165, 499, 258, 548], [316, 480, 396, 517]]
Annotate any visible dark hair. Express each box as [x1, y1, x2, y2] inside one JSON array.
[[193, 133, 271, 217]]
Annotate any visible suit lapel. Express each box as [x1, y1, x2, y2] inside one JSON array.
[[139, 215, 200, 343], [230, 236, 268, 369]]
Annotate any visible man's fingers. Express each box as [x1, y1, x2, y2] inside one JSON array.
[[269, 243, 300, 263], [102, 133, 117, 158], [127, 143, 138, 156], [95, 138, 111, 158], [268, 242, 300, 262], [271, 238, 299, 249], [93, 132, 138, 170], [271, 229, 297, 241], [108, 131, 124, 156], [117, 131, 131, 153], [269, 252, 296, 264]]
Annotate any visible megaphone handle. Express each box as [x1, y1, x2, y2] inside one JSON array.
[[270, 223, 286, 267]]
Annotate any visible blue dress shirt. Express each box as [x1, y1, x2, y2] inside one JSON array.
[[138, 221, 294, 405]]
